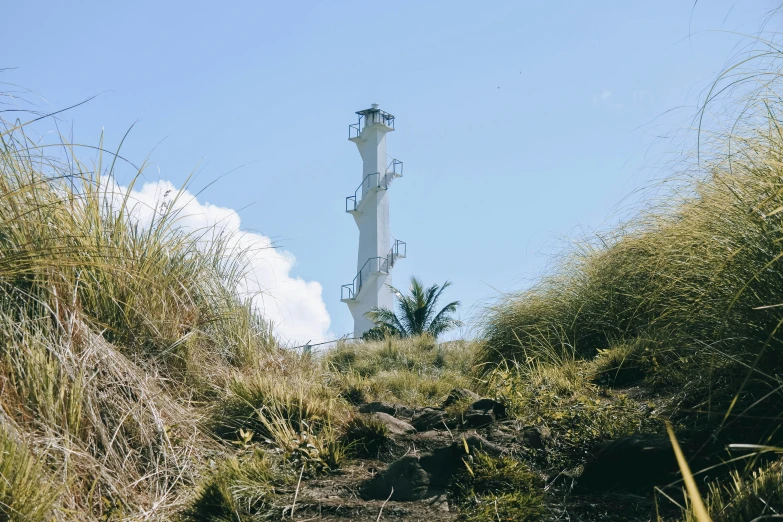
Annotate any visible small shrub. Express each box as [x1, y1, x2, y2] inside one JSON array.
[[331, 370, 371, 405], [257, 408, 346, 474], [361, 324, 397, 341], [486, 360, 661, 469], [343, 415, 389, 459], [0, 428, 59, 522], [324, 337, 480, 407], [590, 341, 649, 387], [183, 451, 290, 521], [681, 460, 783, 522], [214, 372, 345, 442], [365, 369, 473, 407], [325, 344, 357, 372], [451, 452, 546, 521], [452, 452, 541, 501], [456, 492, 547, 522]]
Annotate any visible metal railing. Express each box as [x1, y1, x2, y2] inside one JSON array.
[[347, 110, 395, 139], [372, 109, 395, 128], [387, 158, 403, 177], [341, 240, 407, 301], [391, 239, 406, 260], [345, 171, 395, 213], [341, 256, 384, 300]]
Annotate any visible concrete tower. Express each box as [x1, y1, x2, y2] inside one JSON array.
[[341, 104, 406, 337]]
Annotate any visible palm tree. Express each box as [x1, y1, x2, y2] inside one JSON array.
[[364, 277, 461, 340]]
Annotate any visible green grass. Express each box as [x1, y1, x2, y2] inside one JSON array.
[[0, 427, 59, 522], [0, 107, 278, 518], [325, 336, 480, 407], [451, 452, 546, 522], [342, 414, 390, 458], [182, 450, 292, 521], [484, 356, 661, 470], [681, 459, 783, 522]]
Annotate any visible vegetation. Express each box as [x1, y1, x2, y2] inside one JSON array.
[[682, 459, 783, 522], [9, 18, 783, 522], [0, 427, 59, 521], [472, 30, 783, 521], [452, 452, 546, 522], [182, 451, 292, 521], [364, 276, 461, 340], [326, 335, 478, 407], [342, 414, 390, 458], [0, 111, 316, 518]]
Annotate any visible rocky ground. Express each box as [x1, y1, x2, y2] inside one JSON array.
[[286, 388, 683, 521]]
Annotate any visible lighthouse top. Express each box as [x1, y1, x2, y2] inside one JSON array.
[[350, 104, 395, 138]]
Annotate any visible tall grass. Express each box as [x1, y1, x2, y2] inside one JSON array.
[[0, 110, 279, 517], [481, 79, 783, 430], [0, 119, 276, 370], [479, 25, 783, 520], [0, 426, 60, 521]]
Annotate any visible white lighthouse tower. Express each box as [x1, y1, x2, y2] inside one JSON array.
[[341, 104, 406, 337]]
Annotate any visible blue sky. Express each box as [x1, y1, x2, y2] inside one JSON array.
[[3, 1, 777, 343]]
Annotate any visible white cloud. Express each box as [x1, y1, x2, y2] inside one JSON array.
[[105, 178, 331, 345]]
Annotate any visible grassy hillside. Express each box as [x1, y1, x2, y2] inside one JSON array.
[[0, 121, 489, 519], [476, 46, 783, 519], [6, 40, 783, 522]]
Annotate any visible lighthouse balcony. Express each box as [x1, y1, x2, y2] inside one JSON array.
[[340, 256, 386, 302], [345, 160, 404, 214], [341, 240, 406, 302], [389, 239, 406, 262], [348, 108, 395, 140]]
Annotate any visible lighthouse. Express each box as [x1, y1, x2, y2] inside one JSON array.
[[341, 104, 406, 337]]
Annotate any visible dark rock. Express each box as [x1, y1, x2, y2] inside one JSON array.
[[361, 433, 509, 501], [360, 455, 431, 501], [419, 444, 465, 487], [411, 408, 449, 431], [518, 426, 550, 450], [358, 401, 415, 419], [470, 398, 507, 420], [463, 433, 506, 456], [463, 410, 495, 428], [369, 412, 416, 436], [416, 430, 443, 440], [575, 435, 678, 493], [483, 425, 519, 445], [362, 441, 469, 500], [441, 388, 481, 409]]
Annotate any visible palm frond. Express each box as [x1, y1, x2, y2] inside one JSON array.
[[364, 277, 460, 340]]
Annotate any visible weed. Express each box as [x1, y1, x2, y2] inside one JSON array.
[[325, 336, 479, 407], [451, 452, 546, 521], [680, 459, 783, 521], [343, 415, 390, 459], [0, 427, 59, 522], [182, 450, 291, 521], [214, 371, 345, 443], [485, 359, 661, 469]]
